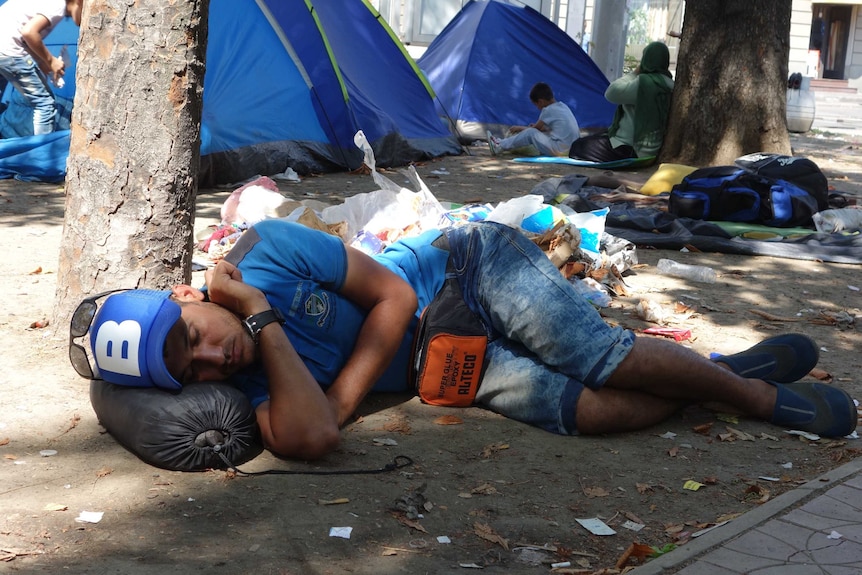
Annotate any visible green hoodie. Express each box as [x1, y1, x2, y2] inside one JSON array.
[[606, 41, 674, 157]]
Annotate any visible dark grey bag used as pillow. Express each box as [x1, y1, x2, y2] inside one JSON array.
[[90, 380, 263, 471]]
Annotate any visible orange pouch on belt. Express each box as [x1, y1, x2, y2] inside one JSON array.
[[413, 275, 487, 407]]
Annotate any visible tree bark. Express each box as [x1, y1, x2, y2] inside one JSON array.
[[660, 1, 792, 166], [54, 0, 208, 327]]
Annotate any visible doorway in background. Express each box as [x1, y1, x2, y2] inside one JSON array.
[[810, 4, 852, 79]]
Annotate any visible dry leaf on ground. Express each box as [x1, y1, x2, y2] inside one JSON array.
[[583, 486, 611, 498], [480, 442, 509, 458], [748, 309, 800, 322], [383, 416, 411, 434], [433, 415, 463, 425], [473, 522, 509, 550], [391, 512, 428, 533], [471, 483, 499, 495]]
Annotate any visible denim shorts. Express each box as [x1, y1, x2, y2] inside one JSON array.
[[447, 222, 635, 435]]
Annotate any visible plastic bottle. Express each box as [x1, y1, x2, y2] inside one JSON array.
[[656, 258, 717, 284]]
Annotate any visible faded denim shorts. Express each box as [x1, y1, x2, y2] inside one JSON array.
[[447, 222, 635, 435]]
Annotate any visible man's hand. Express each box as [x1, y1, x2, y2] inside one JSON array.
[[208, 255, 341, 459], [205, 259, 270, 317], [48, 56, 65, 85]]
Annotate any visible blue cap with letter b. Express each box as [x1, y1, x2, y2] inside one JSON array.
[[90, 290, 183, 390]]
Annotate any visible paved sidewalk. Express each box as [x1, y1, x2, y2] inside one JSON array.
[[810, 90, 862, 138], [629, 458, 862, 574]]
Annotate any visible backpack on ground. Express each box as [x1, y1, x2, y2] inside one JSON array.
[[668, 153, 828, 227]]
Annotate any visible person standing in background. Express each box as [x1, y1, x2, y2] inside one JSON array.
[[0, 0, 82, 135]]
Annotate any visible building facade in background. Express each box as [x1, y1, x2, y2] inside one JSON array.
[[643, 0, 861, 90], [791, 1, 860, 88]]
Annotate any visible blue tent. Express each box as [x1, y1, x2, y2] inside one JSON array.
[[0, 0, 461, 184], [417, 0, 616, 144]]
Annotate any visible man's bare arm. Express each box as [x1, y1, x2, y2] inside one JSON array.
[[19, 15, 63, 79], [325, 246, 418, 426]]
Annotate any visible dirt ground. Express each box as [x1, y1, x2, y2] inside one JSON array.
[[1, 133, 861, 575]]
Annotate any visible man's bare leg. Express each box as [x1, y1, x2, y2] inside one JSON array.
[[576, 336, 776, 434], [576, 387, 687, 434]]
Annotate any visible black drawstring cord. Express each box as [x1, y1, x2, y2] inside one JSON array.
[[213, 444, 413, 477]]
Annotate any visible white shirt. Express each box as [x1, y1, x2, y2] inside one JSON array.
[[539, 101, 580, 148], [0, 0, 68, 58]]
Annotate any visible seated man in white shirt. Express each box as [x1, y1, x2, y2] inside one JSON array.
[[487, 82, 580, 157]]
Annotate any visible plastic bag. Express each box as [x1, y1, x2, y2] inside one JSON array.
[[565, 207, 610, 259], [320, 131, 447, 245], [812, 208, 862, 233], [439, 203, 495, 227], [485, 195, 546, 228], [570, 277, 612, 308]]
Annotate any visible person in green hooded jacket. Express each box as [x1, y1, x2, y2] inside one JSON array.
[[569, 41, 674, 162]]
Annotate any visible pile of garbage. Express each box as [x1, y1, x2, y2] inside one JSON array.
[[196, 131, 638, 308]]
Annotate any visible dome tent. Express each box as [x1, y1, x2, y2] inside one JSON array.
[[418, 0, 616, 144]]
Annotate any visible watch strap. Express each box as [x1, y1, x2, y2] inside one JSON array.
[[243, 308, 285, 343]]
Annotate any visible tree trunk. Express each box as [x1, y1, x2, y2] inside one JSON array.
[[660, 1, 792, 166], [53, 0, 208, 327]]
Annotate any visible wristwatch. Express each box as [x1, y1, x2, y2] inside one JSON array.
[[242, 308, 285, 344]]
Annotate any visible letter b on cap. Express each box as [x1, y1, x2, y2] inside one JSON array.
[[94, 320, 143, 376]]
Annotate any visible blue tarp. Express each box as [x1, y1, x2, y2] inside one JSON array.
[[0, 0, 461, 184], [0, 130, 69, 182], [418, 0, 617, 143]]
